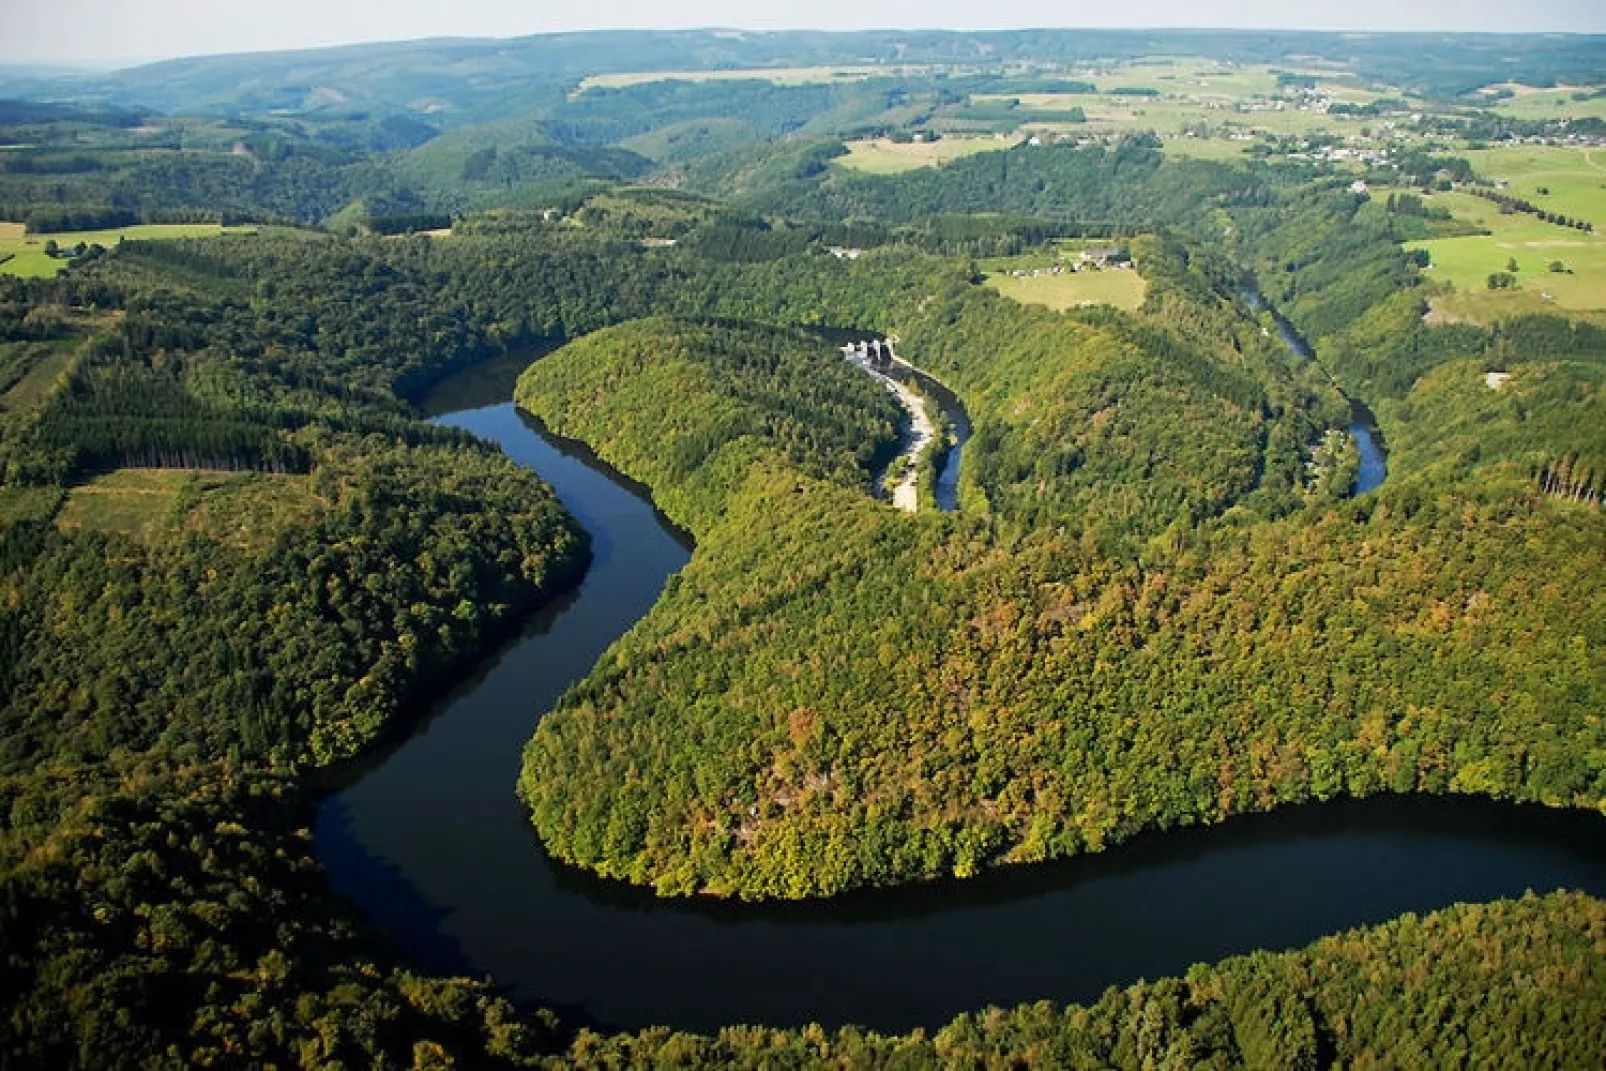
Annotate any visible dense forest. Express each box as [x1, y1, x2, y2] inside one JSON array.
[[1, 26, 1604, 1068], [513, 231, 1604, 899]]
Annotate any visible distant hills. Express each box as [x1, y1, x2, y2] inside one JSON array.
[[3, 28, 1604, 122]]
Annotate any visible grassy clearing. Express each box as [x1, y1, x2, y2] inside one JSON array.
[[1159, 136, 1258, 161], [1484, 85, 1606, 122], [1460, 146, 1606, 229], [56, 469, 325, 549], [1404, 190, 1606, 314], [984, 266, 1147, 312], [0, 341, 78, 412], [1426, 287, 1606, 328], [836, 135, 1020, 174], [0, 222, 252, 278]]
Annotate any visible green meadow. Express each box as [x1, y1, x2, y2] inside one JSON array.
[[0, 222, 251, 278], [1461, 145, 1606, 230], [1485, 85, 1606, 123], [55, 469, 325, 550], [1405, 190, 1606, 316], [980, 244, 1150, 311]]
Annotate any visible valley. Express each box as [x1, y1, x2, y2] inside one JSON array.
[[0, 22, 1602, 1069]]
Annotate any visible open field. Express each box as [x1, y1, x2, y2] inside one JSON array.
[[961, 57, 1390, 154], [836, 135, 1020, 174], [0, 222, 252, 278], [1405, 190, 1606, 315], [580, 65, 930, 91], [1484, 85, 1606, 122], [56, 469, 325, 549], [1159, 136, 1259, 161], [1083, 58, 1378, 102], [984, 266, 1148, 311], [1425, 286, 1606, 328], [1460, 146, 1606, 230]]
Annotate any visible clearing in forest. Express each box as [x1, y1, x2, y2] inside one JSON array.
[[836, 136, 1020, 174], [981, 245, 1149, 311], [0, 222, 251, 278], [56, 469, 324, 549]]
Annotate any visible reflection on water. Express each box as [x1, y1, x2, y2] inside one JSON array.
[[314, 366, 1598, 1038]]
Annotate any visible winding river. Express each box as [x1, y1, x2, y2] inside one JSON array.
[[314, 358, 1606, 1035], [1250, 280, 1389, 494]]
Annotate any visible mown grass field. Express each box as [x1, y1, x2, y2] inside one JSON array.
[[1484, 85, 1606, 122], [0, 222, 250, 278], [1460, 146, 1606, 230], [836, 135, 1020, 174], [984, 266, 1148, 311], [1159, 136, 1259, 161], [56, 469, 325, 549], [1405, 190, 1606, 316]]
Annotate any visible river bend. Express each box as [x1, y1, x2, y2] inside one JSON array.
[[315, 377, 1604, 1035]]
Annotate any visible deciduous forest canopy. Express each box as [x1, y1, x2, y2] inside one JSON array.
[[0, 23, 1603, 1069]]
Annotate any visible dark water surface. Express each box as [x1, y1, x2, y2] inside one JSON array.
[[315, 381, 1603, 1036]]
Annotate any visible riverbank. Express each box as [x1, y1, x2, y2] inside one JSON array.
[[318, 391, 1606, 1034], [882, 375, 933, 511], [841, 342, 942, 512]]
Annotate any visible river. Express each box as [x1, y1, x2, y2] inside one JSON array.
[[1251, 282, 1388, 495], [314, 360, 1606, 1035]]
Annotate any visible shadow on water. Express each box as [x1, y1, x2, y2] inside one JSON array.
[[314, 357, 1604, 1037], [414, 341, 564, 418]]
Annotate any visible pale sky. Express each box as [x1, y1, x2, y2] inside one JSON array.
[[4, 1, 1604, 68]]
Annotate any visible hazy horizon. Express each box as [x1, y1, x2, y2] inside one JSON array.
[[6, 2, 1606, 69]]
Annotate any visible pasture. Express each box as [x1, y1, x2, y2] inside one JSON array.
[[1405, 190, 1606, 315], [1159, 136, 1259, 161], [1484, 85, 1606, 123], [1460, 146, 1606, 231], [984, 264, 1148, 312], [0, 222, 250, 278], [1426, 287, 1606, 328], [836, 135, 1020, 174]]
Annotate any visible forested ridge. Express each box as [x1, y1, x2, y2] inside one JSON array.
[[514, 235, 1605, 900], [0, 265, 590, 1063], [0, 84, 1602, 1067]]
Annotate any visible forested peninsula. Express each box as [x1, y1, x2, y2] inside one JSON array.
[[0, 28, 1603, 1066]]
